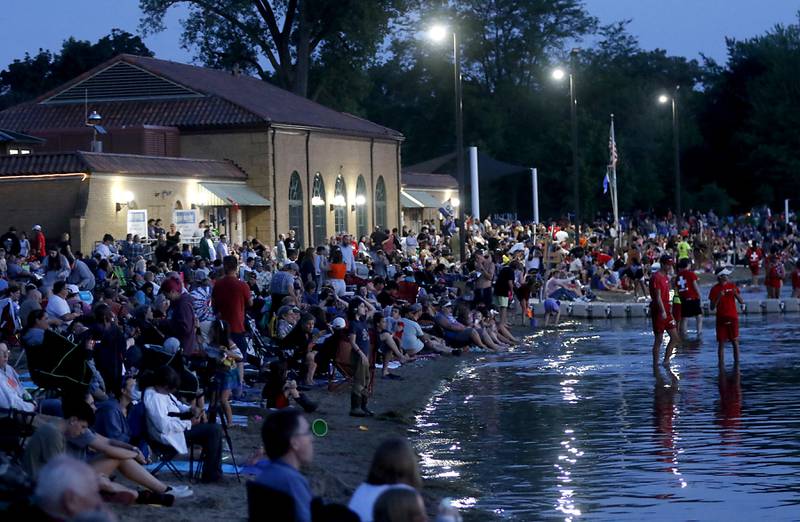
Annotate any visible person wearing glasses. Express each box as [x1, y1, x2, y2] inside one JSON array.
[[256, 409, 315, 522]]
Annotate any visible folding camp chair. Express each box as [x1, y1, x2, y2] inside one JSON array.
[[0, 408, 36, 462], [146, 435, 184, 481]]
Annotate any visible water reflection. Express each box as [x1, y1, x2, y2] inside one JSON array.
[[716, 363, 742, 449], [413, 318, 800, 520]]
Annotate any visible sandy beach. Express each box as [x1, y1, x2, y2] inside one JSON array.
[[111, 352, 494, 521]]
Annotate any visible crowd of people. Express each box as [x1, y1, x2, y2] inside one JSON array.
[[0, 205, 798, 520]]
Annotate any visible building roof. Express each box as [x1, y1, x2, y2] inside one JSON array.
[[0, 55, 402, 140], [401, 171, 458, 190], [0, 151, 247, 180], [0, 128, 46, 144], [404, 151, 528, 179]]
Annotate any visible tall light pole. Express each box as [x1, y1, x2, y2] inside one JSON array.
[[659, 87, 681, 220], [552, 49, 581, 225], [428, 24, 466, 260]]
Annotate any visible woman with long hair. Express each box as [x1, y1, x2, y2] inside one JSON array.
[[328, 247, 347, 297], [348, 437, 423, 522]]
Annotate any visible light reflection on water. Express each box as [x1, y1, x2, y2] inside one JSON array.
[[411, 316, 800, 520]]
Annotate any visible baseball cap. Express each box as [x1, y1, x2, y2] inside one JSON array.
[[161, 278, 182, 294], [408, 303, 423, 312], [32, 225, 41, 231], [331, 317, 347, 329], [277, 305, 294, 317], [286, 262, 299, 272], [440, 301, 453, 308], [650, 262, 661, 273], [65, 284, 80, 296], [659, 254, 674, 265], [716, 266, 733, 277]]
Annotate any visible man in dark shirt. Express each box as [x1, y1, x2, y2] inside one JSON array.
[[161, 277, 198, 356], [255, 410, 314, 522], [493, 261, 519, 343], [348, 299, 373, 417]]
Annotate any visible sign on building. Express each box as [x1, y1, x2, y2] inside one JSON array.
[[173, 209, 200, 238], [127, 209, 148, 238]]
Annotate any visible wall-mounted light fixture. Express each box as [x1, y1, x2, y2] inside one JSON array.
[[115, 190, 134, 212]]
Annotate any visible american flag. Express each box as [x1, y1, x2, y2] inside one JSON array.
[[609, 117, 618, 169]]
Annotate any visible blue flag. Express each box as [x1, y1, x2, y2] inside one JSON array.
[[603, 172, 609, 194]]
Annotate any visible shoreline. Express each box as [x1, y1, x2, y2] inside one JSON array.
[[115, 351, 495, 521]]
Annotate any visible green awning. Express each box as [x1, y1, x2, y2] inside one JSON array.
[[198, 183, 271, 206], [401, 189, 442, 209]]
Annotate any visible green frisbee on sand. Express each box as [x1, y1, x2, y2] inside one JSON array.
[[311, 419, 328, 437]]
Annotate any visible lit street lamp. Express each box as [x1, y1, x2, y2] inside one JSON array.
[[658, 87, 681, 219], [552, 49, 581, 224], [427, 23, 466, 260]]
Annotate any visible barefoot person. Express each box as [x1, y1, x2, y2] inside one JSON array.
[[649, 255, 679, 365], [709, 267, 744, 364], [675, 258, 703, 339]]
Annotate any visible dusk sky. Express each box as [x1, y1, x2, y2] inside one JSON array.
[[1, 1, 798, 69]]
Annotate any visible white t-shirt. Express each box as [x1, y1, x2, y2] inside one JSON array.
[[348, 483, 414, 522], [398, 318, 425, 354], [45, 294, 71, 321]]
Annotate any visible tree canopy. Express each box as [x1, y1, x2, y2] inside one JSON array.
[[2, 4, 800, 218], [0, 29, 152, 110]]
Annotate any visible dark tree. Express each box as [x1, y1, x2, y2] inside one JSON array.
[[0, 29, 153, 109]]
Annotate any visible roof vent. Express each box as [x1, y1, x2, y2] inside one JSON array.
[[42, 61, 203, 105]]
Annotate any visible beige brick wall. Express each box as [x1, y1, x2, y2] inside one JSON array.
[[179, 128, 401, 249], [180, 131, 273, 244], [81, 175, 199, 252], [0, 176, 84, 249]]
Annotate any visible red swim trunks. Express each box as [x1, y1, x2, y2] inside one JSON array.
[[652, 312, 677, 335], [716, 316, 739, 342]]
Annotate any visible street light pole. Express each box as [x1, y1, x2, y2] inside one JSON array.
[[569, 65, 579, 225], [671, 87, 681, 220], [453, 31, 467, 261]]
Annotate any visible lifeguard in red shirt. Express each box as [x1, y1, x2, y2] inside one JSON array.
[[709, 267, 744, 364], [745, 242, 763, 286], [649, 254, 679, 366], [763, 247, 785, 299], [675, 258, 703, 339], [791, 262, 800, 298]]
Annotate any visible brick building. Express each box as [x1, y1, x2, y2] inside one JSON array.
[[0, 54, 403, 252]]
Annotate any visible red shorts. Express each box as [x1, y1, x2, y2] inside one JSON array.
[[672, 302, 682, 323], [652, 312, 677, 335], [749, 264, 760, 275], [716, 316, 739, 342], [765, 277, 783, 289]]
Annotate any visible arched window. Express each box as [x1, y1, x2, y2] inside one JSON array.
[[288, 172, 304, 248], [355, 175, 368, 240], [334, 176, 347, 234], [311, 173, 327, 247], [375, 176, 387, 230]]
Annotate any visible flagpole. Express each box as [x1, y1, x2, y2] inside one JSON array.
[[610, 114, 620, 252]]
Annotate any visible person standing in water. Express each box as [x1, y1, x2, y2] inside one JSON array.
[[709, 267, 744, 364], [650, 254, 679, 366]]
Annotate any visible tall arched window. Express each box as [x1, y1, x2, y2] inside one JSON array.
[[375, 176, 387, 230], [288, 172, 304, 248], [334, 176, 347, 234], [355, 175, 368, 240], [311, 173, 327, 247]]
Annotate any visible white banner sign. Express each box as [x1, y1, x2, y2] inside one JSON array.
[[127, 209, 148, 238], [173, 209, 200, 238]]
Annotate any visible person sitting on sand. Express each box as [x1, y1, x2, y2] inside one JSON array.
[[398, 304, 451, 356], [262, 359, 317, 412], [349, 438, 423, 522], [434, 300, 489, 350], [22, 396, 187, 506], [255, 409, 315, 522], [373, 312, 409, 379]]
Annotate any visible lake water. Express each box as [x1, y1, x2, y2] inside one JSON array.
[[412, 317, 800, 521]]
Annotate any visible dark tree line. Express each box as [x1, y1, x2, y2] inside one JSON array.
[[3, 2, 800, 219]]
